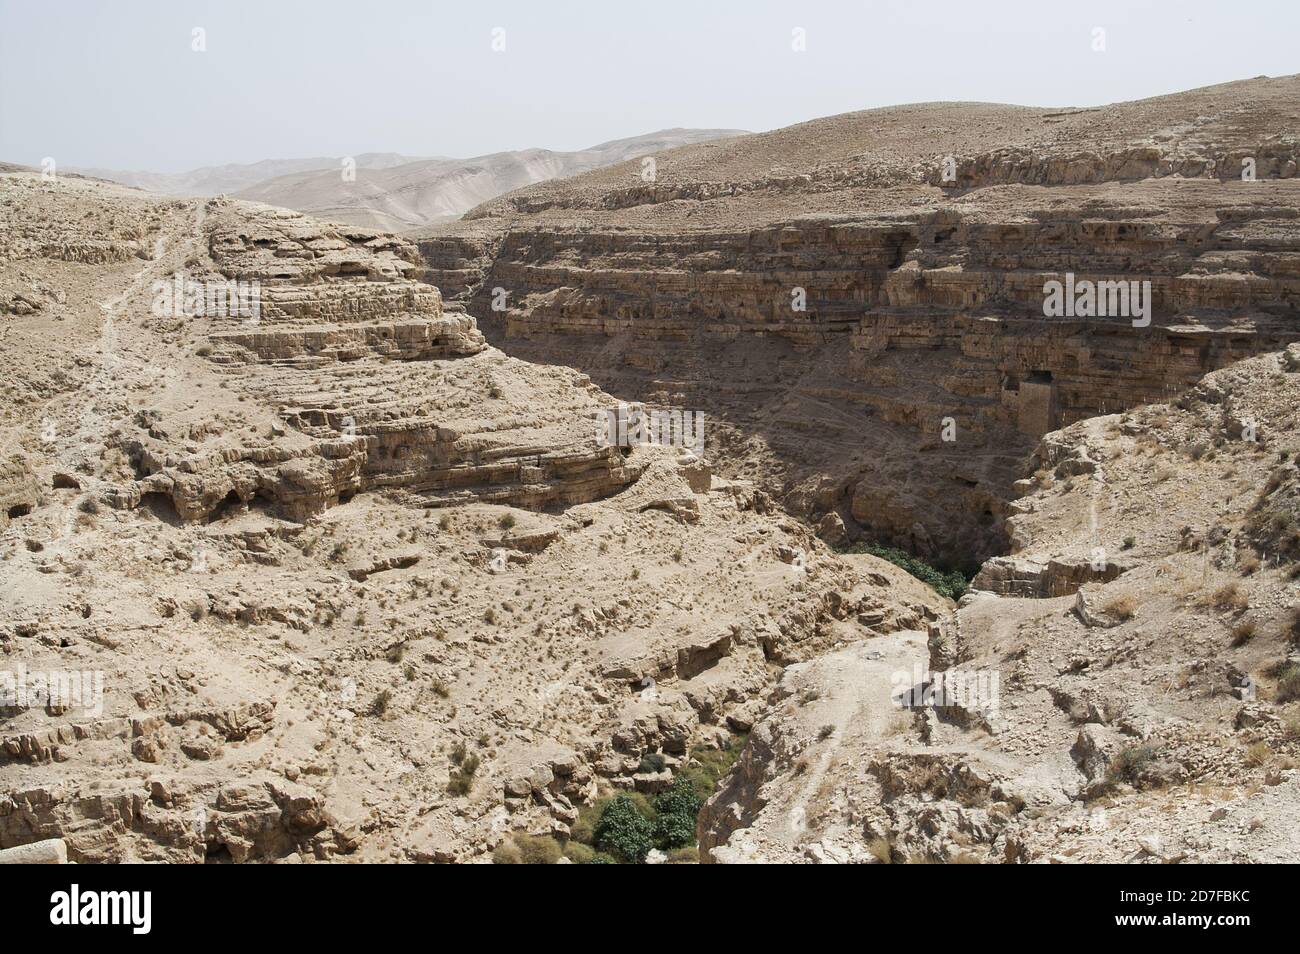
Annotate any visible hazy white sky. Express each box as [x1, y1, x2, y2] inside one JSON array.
[[1, 0, 1296, 172]]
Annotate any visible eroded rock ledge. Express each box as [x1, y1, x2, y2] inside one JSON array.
[[105, 202, 647, 522]]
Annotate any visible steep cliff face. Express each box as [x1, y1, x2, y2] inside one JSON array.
[[418, 207, 1300, 562], [417, 76, 1300, 564]]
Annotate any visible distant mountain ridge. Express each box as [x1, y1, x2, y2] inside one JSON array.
[[231, 129, 748, 231], [71, 129, 747, 232], [72, 153, 431, 198]]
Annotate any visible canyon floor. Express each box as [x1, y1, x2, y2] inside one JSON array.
[[3, 76, 1300, 863]]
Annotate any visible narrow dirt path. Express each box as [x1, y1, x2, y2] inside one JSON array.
[[45, 201, 206, 548]]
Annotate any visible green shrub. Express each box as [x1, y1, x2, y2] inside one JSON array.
[[653, 810, 697, 850], [654, 774, 702, 819], [845, 542, 970, 600], [573, 791, 655, 845], [648, 773, 706, 850], [637, 752, 667, 774], [593, 795, 655, 863]]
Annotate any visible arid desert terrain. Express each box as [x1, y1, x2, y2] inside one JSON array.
[[2, 75, 1300, 864]]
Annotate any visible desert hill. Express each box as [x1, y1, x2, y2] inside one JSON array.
[[69, 129, 749, 233]]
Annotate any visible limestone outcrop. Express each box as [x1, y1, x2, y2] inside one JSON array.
[[93, 201, 650, 523]]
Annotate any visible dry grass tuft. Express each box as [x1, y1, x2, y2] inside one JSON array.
[[1104, 593, 1138, 621]]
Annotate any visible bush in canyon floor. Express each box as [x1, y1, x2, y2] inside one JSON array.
[[564, 738, 746, 863], [593, 795, 656, 863], [651, 776, 703, 849], [590, 778, 702, 861], [846, 543, 971, 601]]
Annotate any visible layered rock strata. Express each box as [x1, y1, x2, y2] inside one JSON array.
[[419, 76, 1300, 562], [104, 202, 647, 522]]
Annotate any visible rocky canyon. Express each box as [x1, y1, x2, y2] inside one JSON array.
[[2, 71, 1300, 868]]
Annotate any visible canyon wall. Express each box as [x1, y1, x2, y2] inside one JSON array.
[[419, 178, 1300, 563]]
